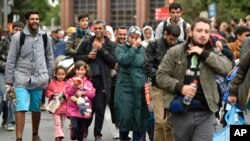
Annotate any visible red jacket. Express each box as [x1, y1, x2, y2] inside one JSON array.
[[45, 79, 68, 115]]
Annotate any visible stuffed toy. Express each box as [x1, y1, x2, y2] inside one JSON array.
[[71, 95, 92, 116]]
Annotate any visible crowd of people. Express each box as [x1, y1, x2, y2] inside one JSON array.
[[1, 2, 250, 141]]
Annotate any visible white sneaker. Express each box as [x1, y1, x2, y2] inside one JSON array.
[[7, 124, 15, 131], [113, 130, 119, 139], [128, 131, 132, 140]]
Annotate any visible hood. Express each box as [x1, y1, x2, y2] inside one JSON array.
[[142, 25, 154, 42]]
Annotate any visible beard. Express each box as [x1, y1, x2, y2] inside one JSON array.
[[191, 38, 207, 47], [28, 23, 39, 31]]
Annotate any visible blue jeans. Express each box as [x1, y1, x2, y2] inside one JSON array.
[[0, 73, 10, 124]]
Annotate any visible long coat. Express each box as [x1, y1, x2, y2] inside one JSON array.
[[114, 43, 149, 132]]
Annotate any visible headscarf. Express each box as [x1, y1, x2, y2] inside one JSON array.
[[128, 26, 142, 37]]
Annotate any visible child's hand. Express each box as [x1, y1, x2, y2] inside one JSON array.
[[76, 90, 87, 97], [72, 77, 83, 88], [51, 94, 57, 99]]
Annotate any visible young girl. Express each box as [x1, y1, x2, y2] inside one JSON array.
[[66, 60, 96, 141], [45, 66, 68, 141]]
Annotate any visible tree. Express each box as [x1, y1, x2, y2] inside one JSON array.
[[10, 0, 60, 26], [177, 0, 250, 26]]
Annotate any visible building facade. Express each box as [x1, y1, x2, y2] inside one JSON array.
[[60, 0, 165, 30]]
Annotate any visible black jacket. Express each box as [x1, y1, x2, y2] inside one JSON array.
[[74, 36, 116, 102], [144, 38, 181, 86]]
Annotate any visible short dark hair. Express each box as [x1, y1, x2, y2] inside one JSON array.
[[191, 17, 211, 31], [25, 10, 39, 20], [234, 26, 250, 37], [93, 19, 106, 28], [169, 2, 182, 11], [12, 21, 24, 29], [78, 13, 89, 21], [164, 24, 181, 37], [116, 26, 128, 31]]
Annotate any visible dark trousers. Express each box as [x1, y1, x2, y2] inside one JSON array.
[[70, 117, 87, 141], [42, 89, 46, 104], [120, 131, 146, 141], [1, 100, 8, 124], [109, 75, 117, 124], [92, 77, 107, 137]]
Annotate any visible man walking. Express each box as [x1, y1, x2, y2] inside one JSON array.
[[144, 24, 181, 141], [5, 10, 54, 141], [0, 21, 24, 131], [74, 19, 116, 141], [156, 17, 232, 141]]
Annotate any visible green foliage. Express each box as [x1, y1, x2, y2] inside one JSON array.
[[10, 0, 60, 26], [176, 0, 250, 26]]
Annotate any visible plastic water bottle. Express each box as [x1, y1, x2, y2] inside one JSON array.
[[183, 80, 198, 105]]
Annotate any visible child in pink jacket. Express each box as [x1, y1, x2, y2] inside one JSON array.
[[66, 61, 96, 141], [45, 66, 68, 141]]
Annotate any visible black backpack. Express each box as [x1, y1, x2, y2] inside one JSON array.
[[19, 31, 48, 56], [163, 20, 187, 40]]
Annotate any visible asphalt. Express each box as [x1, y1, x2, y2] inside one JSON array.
[[0, 106, 119, 141]]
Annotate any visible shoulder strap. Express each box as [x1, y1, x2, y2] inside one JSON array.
[[20, 31, 25, 49], [71, 32, 76, 49], [19, 32, 48, 58], [163, 20, 168, 34], [42, 33, 47, 50], [183, 22, 187, 40], [19, 31, 25, 57]]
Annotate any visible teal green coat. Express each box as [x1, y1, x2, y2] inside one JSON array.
[[114, 43, 149, 132]]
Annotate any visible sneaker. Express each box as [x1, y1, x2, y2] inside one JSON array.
[[113, 130, 119, 139], [40, 104, 46, 111], [128, 131, 132, 140], [1, 122, 7, 128], [7, 124, 15, 131], [95, 136, 103, 141]]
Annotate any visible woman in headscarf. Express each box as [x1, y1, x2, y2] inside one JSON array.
[[114, 26, 149, 141]]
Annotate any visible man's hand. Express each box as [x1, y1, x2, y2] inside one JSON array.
[[187, 46, 203, 55], [6, 83, 13, 87], [92, 41, 102, 50], [88, 50, 97, 59], [228, 95, 237, 104], [181, 85, 197, 98]]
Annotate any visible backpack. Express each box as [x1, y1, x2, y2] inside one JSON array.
[[19, 31, 48, 56], [163, 20, 187, 40]]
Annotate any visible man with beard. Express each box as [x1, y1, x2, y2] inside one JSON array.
[[144, 24, 181, 141], [74, 19, 116, 141], [156, 17, 232, 141], [114, 26, 128, 44], [5, 10, 54, 141]]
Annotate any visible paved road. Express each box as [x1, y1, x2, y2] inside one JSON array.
[[0, 104, 223, 141], [0, 106, 118, 141]]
